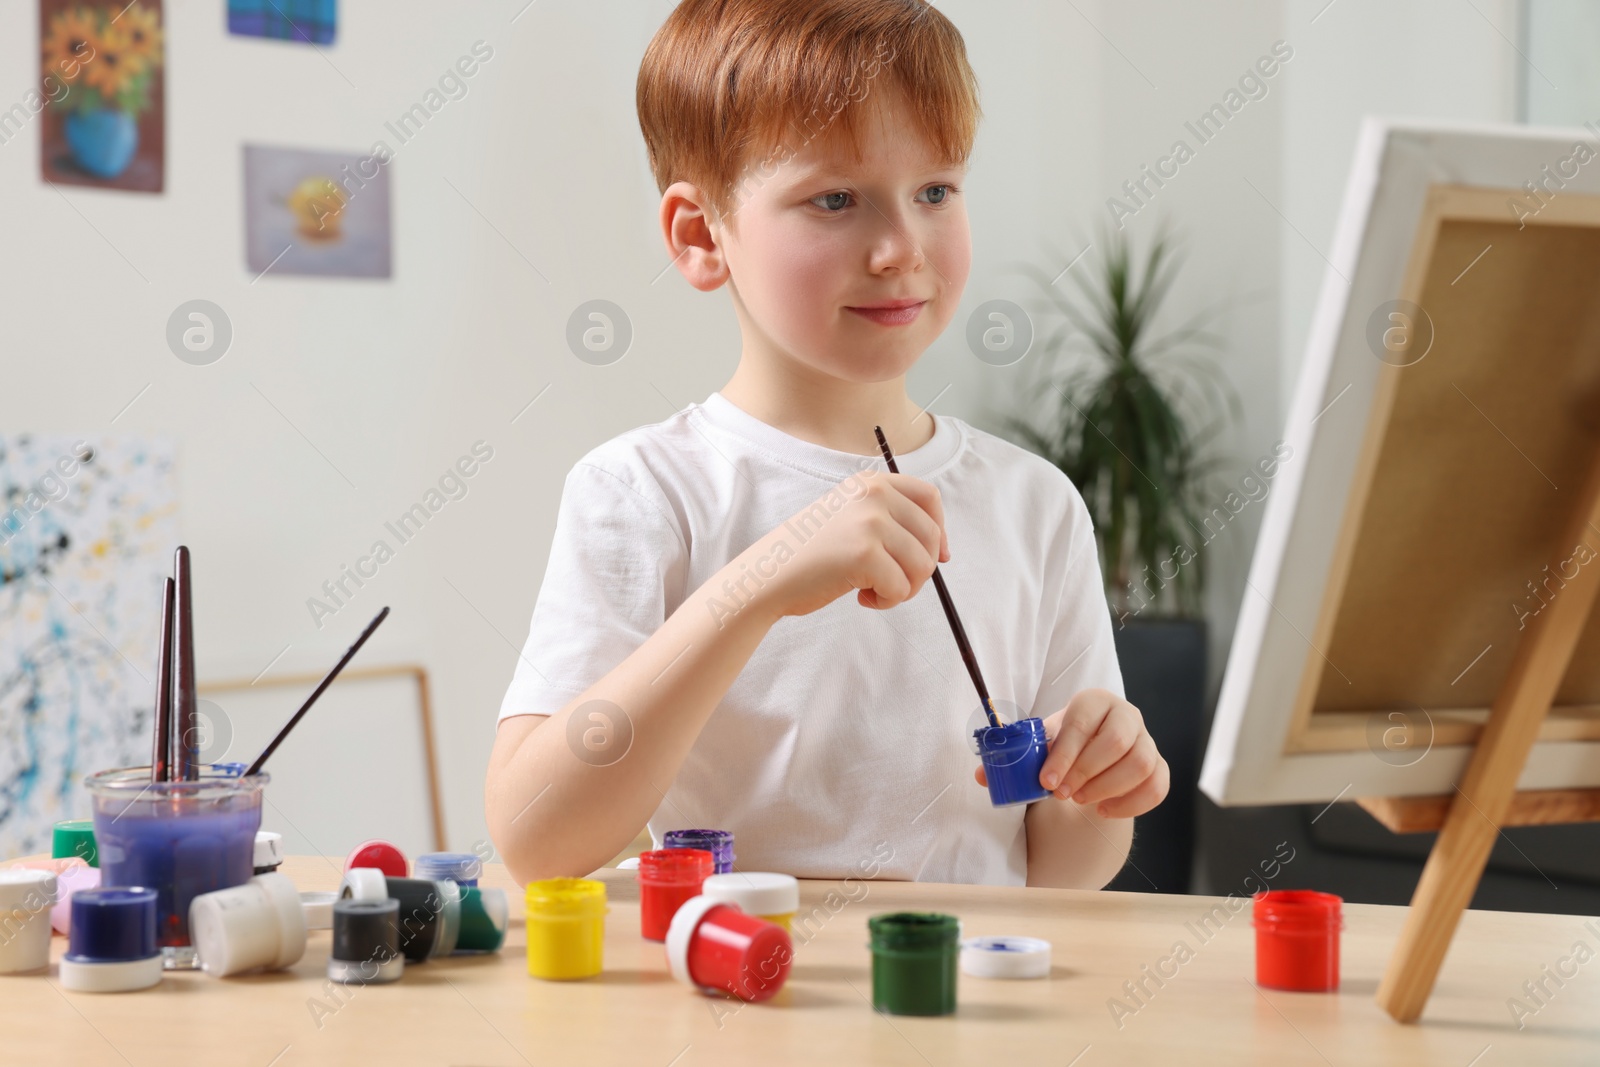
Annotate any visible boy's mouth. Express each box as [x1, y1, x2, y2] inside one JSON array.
[[845, 299, 926, 326]]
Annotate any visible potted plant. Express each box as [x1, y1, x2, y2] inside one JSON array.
[[1005, 222, 1238, 893], [42, 3, 164, 180]]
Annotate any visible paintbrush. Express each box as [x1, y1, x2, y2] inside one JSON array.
[[244, 606, 390, 776], [873, 425, 1001, 729]]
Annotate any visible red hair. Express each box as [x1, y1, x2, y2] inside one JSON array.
[[637, 0, 982, 220]]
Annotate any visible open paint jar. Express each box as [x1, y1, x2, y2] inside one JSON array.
[[525, 877, 607, 980], [972, 717, 1052, 806], [637, 848, 713, 941], [86, 764, 267, 969], [868, 912, 960, 1015], [1252, 890, 1343, 992]]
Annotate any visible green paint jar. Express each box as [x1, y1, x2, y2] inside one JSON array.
[[868, 912, 960, 1016]]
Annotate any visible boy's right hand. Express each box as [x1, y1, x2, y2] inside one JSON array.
[[752, 468, 949, 619]]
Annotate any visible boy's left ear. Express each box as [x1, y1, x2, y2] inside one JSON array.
[[659, 181, 729, 292]]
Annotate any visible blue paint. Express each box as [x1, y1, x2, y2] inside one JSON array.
[[973, 717, 1052, 806]]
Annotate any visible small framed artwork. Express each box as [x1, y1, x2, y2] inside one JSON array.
[[227, 0, 337, 45], [243, 144, 392, 279], [38, 0, 166, 192]]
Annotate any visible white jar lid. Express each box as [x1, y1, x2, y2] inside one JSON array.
[[301, 891, 338, 930], [339, 867, 388, 902], [663, 894, 726, 988], [700, 872, 798, 917], [59, 953, 163, 993], [253, 831, 284, 869], [0, 869, 55, 975], [190, 872, 307, 977], [960, 936, 1051, 979]]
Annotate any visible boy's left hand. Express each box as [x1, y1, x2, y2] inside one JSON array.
[[973, 688, 1169, 818]]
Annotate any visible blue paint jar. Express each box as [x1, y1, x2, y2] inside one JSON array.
[[972, 717, 1052, 806]]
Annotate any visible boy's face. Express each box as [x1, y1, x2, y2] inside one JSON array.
[[701, 85, 971, 385]]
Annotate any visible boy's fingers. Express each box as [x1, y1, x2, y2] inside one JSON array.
[[1091, 759, 1170, 819], [973, 765, 987, 787], [873, 522, 937, 603], [881, 479, 945, 567], [1069, 733, 1161, 806], [1038, 693, 1114, 792], [1056, 703, 1141, 798]]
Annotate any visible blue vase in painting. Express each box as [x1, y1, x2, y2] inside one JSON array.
[[64, 109, 139, 179]]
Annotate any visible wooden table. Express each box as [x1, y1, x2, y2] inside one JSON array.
[[5, 855, 1597, 1065]]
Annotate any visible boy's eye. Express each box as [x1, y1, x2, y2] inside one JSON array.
[[807, 185, 958, 213]]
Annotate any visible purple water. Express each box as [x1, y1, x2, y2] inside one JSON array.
[[95, 807, 259, 947]]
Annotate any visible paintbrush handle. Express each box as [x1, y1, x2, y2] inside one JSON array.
[[244, 606, 390, 776], [151, 577, 174, 783]]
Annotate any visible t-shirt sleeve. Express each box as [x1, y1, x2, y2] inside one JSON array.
[[497, 461, 688, 724], [1028, 483, 1125, 719]]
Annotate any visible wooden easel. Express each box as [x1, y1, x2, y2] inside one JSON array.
[[1357, 446, 1600, 1023]]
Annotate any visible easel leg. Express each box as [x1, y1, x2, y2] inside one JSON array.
[[1376, 444, 1600, 1022]]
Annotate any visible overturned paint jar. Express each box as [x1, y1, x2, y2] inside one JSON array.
[[666, 897, 792, 1002]]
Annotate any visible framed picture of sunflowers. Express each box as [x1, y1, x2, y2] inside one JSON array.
[[38, 0, 165, 192]]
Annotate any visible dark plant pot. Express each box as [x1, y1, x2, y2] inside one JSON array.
[[1104, 615, 1207, 894]]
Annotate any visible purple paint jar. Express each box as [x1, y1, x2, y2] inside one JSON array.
[[663, 829, 735, 874], [973, 718, 1052, 806], [87, 764, 267, 969]]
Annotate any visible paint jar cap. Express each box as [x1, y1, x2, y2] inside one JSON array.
[[701, 872, 799, 916], [868, 912, 961, 951], [415, 852, 483, 884], [254, 831, 285, 871], [616, 856, 641, 870], [525, 878, 606, 918], [339, 867, 389, 903], [301, 890, 338, 930], [346, 839, 408, 878], [59, 886, 164, 994], [456, 887, 508, 953], [0, 869, 56, 975], [960, 936, 1051, 979], [52, 820, 98, 867], [190, 872, 307, 977]]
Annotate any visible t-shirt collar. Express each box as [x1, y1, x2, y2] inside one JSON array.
[[696, 390, 962, 481]]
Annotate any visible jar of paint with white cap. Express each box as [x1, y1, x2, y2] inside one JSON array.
[[329, 898, 403, 984], [59, 887, 163, 993], [700, 872, 800, 931], [189, 871, 307, 977]]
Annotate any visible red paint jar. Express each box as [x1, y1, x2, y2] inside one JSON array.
[[1252, 890, 1342, 992], [665, 897, 792, 1002], [637, 848, 713, 942]]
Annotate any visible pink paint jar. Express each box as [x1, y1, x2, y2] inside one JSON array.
[[1252, 889, 1342, 992]]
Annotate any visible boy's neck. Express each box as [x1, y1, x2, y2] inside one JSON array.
[[719, 359, 936, 458]]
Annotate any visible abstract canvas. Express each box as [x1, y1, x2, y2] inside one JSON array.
[[0, 435, 177, 858]]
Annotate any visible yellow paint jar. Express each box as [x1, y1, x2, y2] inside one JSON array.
[[525, 878, 606, 980], [700, 872, 800, 931]]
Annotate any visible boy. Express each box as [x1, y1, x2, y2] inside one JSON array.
[[486, 0, 1168, 888]]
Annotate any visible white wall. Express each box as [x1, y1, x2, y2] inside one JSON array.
[[0, 1, 1520, 857]]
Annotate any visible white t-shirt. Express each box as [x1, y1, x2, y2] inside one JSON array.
[[498, 391, 1123, 885]]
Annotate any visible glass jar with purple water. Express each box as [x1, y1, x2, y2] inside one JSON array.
[[86, 764, 268, 969]]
